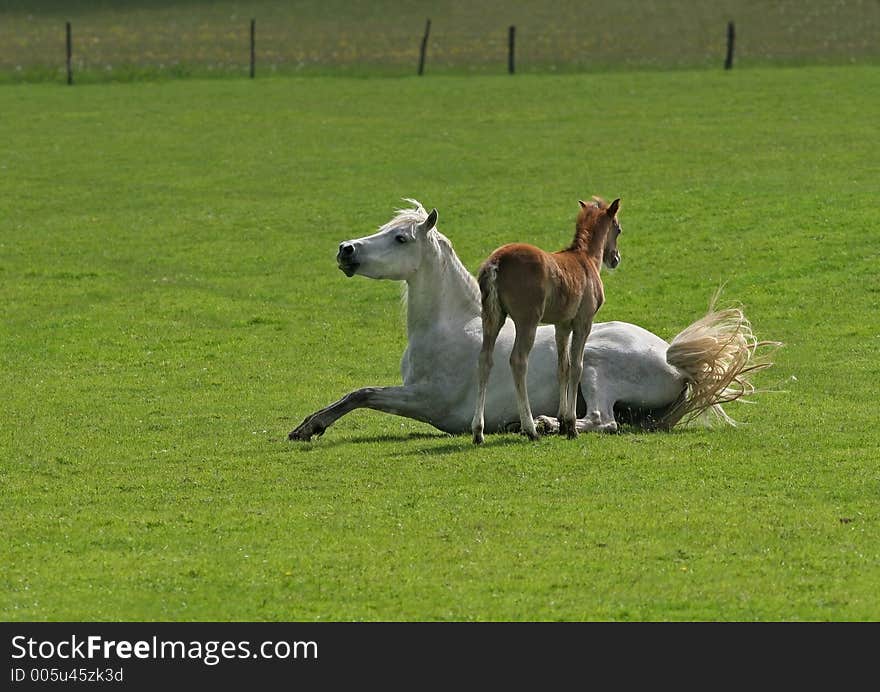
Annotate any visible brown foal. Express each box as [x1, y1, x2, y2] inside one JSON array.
[[471, 197, 622, 444]]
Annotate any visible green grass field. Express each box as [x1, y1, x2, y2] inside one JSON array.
[[2, 64, 879, 621]]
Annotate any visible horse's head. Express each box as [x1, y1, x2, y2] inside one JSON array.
[[575, 197, 622, 269], [603, 197, 622, 269], [336, 202, 438, 281]]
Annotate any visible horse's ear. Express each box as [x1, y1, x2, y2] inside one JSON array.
[[607, 198, 621, 217], [578, 200, 588, 209], [420, 208, 438, 232]]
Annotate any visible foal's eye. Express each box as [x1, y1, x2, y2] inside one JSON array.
[[395, 234, 409, 244]]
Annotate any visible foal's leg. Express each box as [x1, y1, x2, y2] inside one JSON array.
[[554, 324, 574, 438], [510, 319, 540, 441], [471, 310, 506, 445], [565, 317, 593, 440]]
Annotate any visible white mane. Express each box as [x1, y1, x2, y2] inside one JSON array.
[[379, 198, 432, 234], [385, 199, 481, 316]]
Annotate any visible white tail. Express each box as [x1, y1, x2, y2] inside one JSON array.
[[662, 300, 780, 428]]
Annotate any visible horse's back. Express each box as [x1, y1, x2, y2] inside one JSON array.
[[585, 321, 684, 408], [484, 243, 602, 323], [479, 243, 553, 319], [588, 321, 668, 352], [482, 242, 551, 280]]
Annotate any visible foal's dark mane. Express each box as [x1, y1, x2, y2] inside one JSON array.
[[566, 197, 609, 252]]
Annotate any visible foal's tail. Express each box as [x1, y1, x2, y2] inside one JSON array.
[[661, 299, 781, 428], [477, 260, 505, 327]]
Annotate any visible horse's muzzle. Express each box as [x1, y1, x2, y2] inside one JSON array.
[[338, 261, 359, 277], [337, 242, 359, 277]]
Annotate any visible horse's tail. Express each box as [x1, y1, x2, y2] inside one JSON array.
[[477, 260, 505, 328], [661, 301, 781, 428]]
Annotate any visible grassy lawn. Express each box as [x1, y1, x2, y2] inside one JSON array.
[[1, 64, 878, 620]]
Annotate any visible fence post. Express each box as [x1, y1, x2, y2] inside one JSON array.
[[66, 21, 72, 85], [724, 21, 735, 70], [250, 18, 256, 78], [418, 18, 431, 75], [508, 25, 515, 74]]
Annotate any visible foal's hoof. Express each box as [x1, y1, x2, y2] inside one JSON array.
[[558, 419, 578, 439]]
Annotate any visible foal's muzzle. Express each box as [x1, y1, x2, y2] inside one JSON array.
[[337, 242, 359, 277], [606, 251, 621, 270]]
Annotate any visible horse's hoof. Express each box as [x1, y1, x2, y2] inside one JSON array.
[[473, 433, 484, 445], [566, 428, 579, 440], [288, 429, 310, 442], [524, 430, 541, 442], [535, 416, 559, 435], [289, 422, 324, 442]]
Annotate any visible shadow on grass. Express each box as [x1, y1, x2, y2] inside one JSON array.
[[282, 422, 695, 455], [283, 431, 448, 452], [283, 429, 531, 457], [396, 435, 531, 457]]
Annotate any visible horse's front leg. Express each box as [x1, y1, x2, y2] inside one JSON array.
[[288, 385, 431, 441]]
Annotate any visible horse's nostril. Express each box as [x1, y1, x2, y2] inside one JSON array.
[[339, 243, 354, 258]]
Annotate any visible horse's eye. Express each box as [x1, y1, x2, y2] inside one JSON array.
[[395, 234, 408, 244]]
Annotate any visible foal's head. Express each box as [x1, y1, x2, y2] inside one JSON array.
[[336, 201, 438, 280], [576, 197, 622, 269]]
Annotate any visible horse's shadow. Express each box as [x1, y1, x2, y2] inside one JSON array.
[[395, 425, 682, 458], [286, 431, 445, 452], [284, 424, 681, 457], [396, 435, 528, 458]]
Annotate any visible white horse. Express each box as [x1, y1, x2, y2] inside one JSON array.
[[288, 200, 774, 442]]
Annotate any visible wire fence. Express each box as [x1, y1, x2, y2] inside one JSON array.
[[1, 1, 878, 82]]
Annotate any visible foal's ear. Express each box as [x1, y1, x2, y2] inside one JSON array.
[[578, 200, 588, 209], [420, 208, 438, 232], [607, 198, 621, 217]]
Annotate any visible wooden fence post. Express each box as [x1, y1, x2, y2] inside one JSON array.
[[724, 21, 735, 70], [250, 19, 256, 78], [508, 25, 515, 74], [66, 21, 72, 85], [418, 18, 431, 75]]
